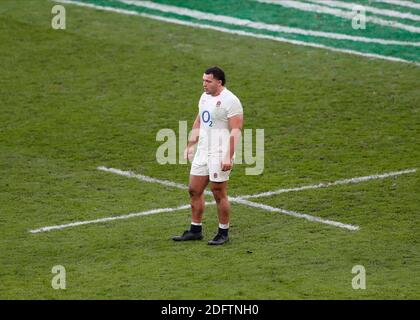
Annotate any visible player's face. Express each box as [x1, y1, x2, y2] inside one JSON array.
[[202, 73, 222, 95]]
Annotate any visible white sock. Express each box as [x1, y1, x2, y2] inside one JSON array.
[[219, 223, 229, 229]]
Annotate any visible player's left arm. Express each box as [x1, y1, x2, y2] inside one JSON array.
[[221, 114, 243, 171]]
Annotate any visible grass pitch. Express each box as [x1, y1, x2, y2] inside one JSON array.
[[0, 0, 419, 299]]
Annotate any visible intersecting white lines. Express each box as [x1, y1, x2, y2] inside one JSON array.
[[29, 167, 416, 234]]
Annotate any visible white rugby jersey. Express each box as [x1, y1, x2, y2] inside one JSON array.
[[194, 88, 243, 164]]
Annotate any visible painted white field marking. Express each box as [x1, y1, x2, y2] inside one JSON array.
[[29, 202, 216, 234], [94, 166, 416, 231], [96, 166, 214, 195], [307, 0, 420, 21], [239, 168, 417, 199], [233, 198, 359, 231], [29, 165, 366, 233], [97, 167, 361, 231], [30, 166, 417, 233], [373, 0, 420, 10], [53, 0, 420, 66], [256, 0, 420, 33], [118, 0, 420, 46]]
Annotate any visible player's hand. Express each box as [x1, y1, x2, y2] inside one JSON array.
[[221, 159, 233, 171], [183, 146, 195, 161]]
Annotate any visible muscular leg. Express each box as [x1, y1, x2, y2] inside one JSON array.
[[210, 181, 230, 225], [189, 175, 209, 223]]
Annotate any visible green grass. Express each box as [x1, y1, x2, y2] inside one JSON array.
[[0, 0, 419, 299]]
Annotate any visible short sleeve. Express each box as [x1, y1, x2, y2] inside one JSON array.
[[227, 97, 243, 118]]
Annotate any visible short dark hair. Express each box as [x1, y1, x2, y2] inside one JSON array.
[[204, 66, 226, 86]]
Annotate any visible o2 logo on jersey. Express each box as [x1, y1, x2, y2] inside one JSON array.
[[201, 110, 213, 127]]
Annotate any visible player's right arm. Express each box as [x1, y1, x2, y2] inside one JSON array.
[[184, 113, 200, 160]]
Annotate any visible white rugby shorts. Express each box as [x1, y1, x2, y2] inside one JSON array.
[[190, 154, 232, 182]]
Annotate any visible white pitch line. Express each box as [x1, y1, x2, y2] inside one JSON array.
[[30, 204, 191, 233], [53, 0, 420, 66], [33, 166, 416, 233], [98, 166, 360, 231], [118, 0, 420, 46], [97, 166, 213, 196], [97, 165, 214, 194], [29, 166, 362, 233], [29, 202, 215, 234], [233, 198, 359, 231], [256, 0, 420, 33], [306, 0, 420, 22], [373, 0, 420, 10], [239, 168, 417, 199]]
